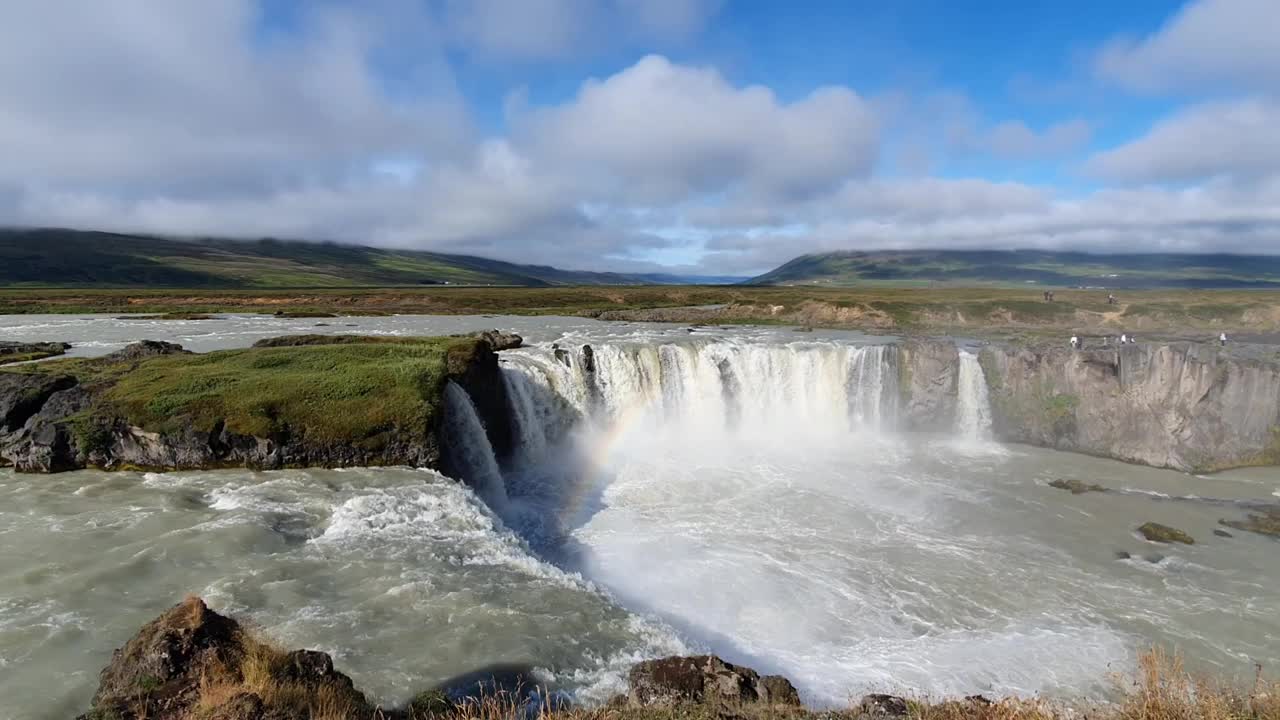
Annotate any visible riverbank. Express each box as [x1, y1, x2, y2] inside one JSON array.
[[79, 597, 1279, 720], [0, 332, 518, 473], [3, 286, 1280, 339]]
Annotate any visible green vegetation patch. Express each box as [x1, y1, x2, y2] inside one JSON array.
[[90, 337, 472, 443]]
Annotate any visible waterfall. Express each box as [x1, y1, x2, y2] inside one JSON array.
[[848, 345, 897, 430], [497, 340, 899, 436], [442, 382, 510, 511], [956, 350, 993, 439]]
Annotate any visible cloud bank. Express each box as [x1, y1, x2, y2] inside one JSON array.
[[1, 0, 1278, 273]]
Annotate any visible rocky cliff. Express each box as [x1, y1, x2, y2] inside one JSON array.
[[977, 342, 1280, 472], [0, 333, 518, 475]]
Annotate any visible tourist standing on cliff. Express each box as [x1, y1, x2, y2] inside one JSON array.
[[1070, 335, 1079, 349], [1120, 333, 1128, 344], [1220, 332, 1228, 346]]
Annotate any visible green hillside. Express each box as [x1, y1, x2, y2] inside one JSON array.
[[748, 250, 1280, 289], [0, 228, 654, 288]]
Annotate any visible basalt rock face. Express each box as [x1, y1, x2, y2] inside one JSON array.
[[978, 343, 1280, 472], [0, 334, 514, 474], [898, 339, 959, 432]]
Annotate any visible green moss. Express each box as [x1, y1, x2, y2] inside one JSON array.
[[1048, 478, 1107, 494], [79, 337, 476, 444], [1043, 393, 1079, 422], [1138, 522, 1195, 544], [68, 415, 115, 456], [0, 349, 65, 366]]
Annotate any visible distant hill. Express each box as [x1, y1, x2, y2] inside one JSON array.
[[747, 250, 1280, 289], [0, 228, 707, 288]]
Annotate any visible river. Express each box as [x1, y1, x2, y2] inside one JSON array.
[[1, 314, 1277, 719]]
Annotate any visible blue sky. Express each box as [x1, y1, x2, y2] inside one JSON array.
[[2, 0, 1278, 273]]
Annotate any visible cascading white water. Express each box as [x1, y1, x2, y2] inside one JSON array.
[[500, 341, 900, 443], [441, 382, 510, 511], [956, 349, 993, 439]]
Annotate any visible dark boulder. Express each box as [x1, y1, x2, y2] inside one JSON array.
[[1213, 529, 1234, 538], [103, 340, 191, 363], [476, 329, 523, 351], [628, 655, 801, 707]]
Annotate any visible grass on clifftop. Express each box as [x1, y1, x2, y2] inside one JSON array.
[[27, 336, 479, 444], [108, 338, 466, 442]]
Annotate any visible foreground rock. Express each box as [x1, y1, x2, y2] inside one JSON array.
[[79, 597, 367, 720], [1138, 522, 1195, 544], [81, 600, 809, 719], [628, 655, 801, 707]]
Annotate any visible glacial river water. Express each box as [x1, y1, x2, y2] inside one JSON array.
[[1, 314, 1278, 719]]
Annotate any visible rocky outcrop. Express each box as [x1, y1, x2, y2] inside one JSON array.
[[0, 333, 515, 474], [0, 340, 71, 365], [898, 339, 959, 432], [79, 597, 367, 720], [627, 655, 801, 707], [978, 343, 1280, 472]]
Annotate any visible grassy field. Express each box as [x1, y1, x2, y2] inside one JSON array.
[[3, 285, 1279, 337], [9, 336, 481, 451]]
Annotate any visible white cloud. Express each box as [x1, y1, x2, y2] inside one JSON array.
[[1095, 0, 1280, 94], [2, 1, 1280, 277], [513, 55, 880, 202], [1086, 98, 1280, 183]]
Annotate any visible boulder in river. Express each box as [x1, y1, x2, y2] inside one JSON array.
[[1219, 509, 1280, 539], [1138, 522, 1195, 544], [628, 655, 801, 707], [1049, 478, 1107, 494]]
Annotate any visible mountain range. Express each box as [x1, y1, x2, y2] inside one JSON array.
[[745, 250, 1280, 289], [4, 229, 1280, 289]]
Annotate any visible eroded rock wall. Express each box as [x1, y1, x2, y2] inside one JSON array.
[[978, 343, 1280, 472]]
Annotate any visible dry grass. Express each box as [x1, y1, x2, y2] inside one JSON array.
[[194, 631, 364, 720]]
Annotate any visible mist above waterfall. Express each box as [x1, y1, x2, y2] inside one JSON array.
[[439, 335, 1255, 704]]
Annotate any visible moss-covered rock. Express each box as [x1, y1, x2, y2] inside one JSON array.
[[1138, 522, 1195, 544], [1049, 478, 1107, 494], [1, 333, 512, 473], [1219, 508, 1280, 539]]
